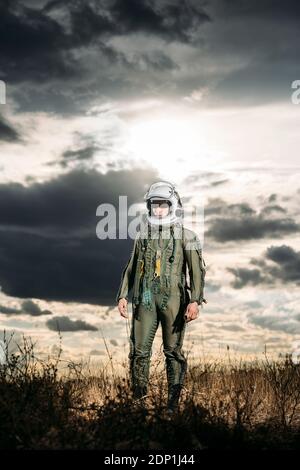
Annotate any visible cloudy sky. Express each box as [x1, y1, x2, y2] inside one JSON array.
[[0, 0, 300, 363]]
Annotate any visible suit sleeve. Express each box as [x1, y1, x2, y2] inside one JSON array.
[[183, 231, 206, 306], [115, 236, 140, 304]]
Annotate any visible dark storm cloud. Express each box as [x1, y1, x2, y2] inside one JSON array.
[[228, 244, 300, 288], [205, 198, 299, 242], [0, 304, 20, 314], [63, 146, 97, 161], [46, 129, 121, 168], [2, 0, 299, 114], [0, 167, 158, 305], [0, 0, 77, 83], [59, 145, 100, 167], [0, 167, 156, 230], [0, 299, 52, 315], [260, 205, 287, 216], [0, 1, 120, 113], [0, 116, 20, 142], [227, 267, 264, 289], [217, 0, 300, 19], [109, 0, 210, 42], [265, 245, 300, 283], [249, 314, 300, 335], [46, 315, 97, 331], [22, 299, 52, 315], [1, 0, 209, 83], [1, 0, 211, 114], [201, 0, 300, 107], [209, 58, 299, 108], [50, 131, 118, 168], [131, 50, 179, 72], [43, 0, 210, 44], [207, 216, 299, 242]]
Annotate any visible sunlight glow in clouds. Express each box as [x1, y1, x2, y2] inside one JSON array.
[[126, 115, 212, 182]]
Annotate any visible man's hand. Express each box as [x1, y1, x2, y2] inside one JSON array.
[[118, 298, 128, 318], [184, 301, 199, 323]]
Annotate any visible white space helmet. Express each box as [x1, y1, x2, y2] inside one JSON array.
[[143, 180, 183, 226]]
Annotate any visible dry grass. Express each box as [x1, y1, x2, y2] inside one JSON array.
[[1, 331, 300, 450]]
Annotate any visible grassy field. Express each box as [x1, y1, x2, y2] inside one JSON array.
[[1, 332, 300, 450]]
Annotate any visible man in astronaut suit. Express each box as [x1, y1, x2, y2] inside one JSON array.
[[117, 181, 207, 413]]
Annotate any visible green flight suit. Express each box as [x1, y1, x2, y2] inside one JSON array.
[[116, 220, 206, 398]]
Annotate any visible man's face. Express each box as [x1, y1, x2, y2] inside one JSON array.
[[150, 199, 170, 218]]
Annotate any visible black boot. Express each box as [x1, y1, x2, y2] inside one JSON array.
[[167, 384, 182, 413], [132, 384, 147, 400]]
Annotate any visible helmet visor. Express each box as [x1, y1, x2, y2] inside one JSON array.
[[150, 199, 171, 208], [149, 199, 171, 217]]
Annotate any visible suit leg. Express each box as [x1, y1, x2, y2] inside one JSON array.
[[128, 301, 159, 397]]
